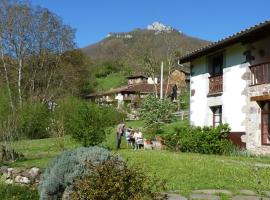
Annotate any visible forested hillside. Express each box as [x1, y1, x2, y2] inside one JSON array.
[[83, 22, 210, 91]]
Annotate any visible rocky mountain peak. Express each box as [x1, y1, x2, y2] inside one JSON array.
[[147, 21, 179, 33]]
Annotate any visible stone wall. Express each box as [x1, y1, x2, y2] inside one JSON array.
[[243, 68, 270, 154], [0, 166, 41, 185]]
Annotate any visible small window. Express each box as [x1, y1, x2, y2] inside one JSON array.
[[211, 106, 222, 127], [209, 54, 223, 76]]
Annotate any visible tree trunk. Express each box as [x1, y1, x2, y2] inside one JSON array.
[[0, 45, 14, 111], [18, 58, 23, 108]]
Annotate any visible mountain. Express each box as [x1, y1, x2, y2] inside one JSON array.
[[82, 22, 210, 71]]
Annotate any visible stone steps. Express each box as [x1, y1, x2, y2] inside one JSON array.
[[164, 189, 270, 200]]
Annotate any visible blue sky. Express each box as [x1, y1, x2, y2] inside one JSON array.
[[32, 0, 270, 48]]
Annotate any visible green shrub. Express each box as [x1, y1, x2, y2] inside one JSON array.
[[140, 95, 176, 131], [164, 124, 234, 155], [71, 159, 165, 200], [18, 102, 51, 139], [0, 183, 38, 200], [39, 146, 121, 200], [65, 101, 125, 146]]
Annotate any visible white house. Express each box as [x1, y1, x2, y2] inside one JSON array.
[[179, 20, 270, 154]]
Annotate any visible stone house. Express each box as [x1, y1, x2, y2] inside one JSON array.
[[179, 20, 270, 154], [127, 75, 148, 85], [86, 76, 173, 106]]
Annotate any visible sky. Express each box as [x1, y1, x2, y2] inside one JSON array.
[[32, 0, 270, 48]]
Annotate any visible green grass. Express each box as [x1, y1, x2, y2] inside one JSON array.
[[96, 72, 126, 91], [3, 120, 270, 195], [119, 150, 270, 194], [0, 182, 39, 200], [10, 136, 80, 168]]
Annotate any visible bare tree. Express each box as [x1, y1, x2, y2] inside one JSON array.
[[0, 1, 76, 106]]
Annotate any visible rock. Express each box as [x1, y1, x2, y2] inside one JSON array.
[[20, 176, 31, 184], [239, 190, 256, 196], [146, 22, 176, 33], [14, 175, 30, 184], [192, 189, 232, 196], [7, 168, 13, 178], [14, 175, 22, 183], [21, 169, 31, 178], [232, 195, 270, 200], [5, 179, 14, 184], [12, 168, 23, 179], [0, 166, 8, 174], [190, 194, 220, 200], [165, 193, 187, 200], [28, 167, 40, 179]]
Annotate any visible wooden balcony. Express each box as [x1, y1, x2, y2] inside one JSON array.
[[208, 74, 223, 95], [250, 61, 270, 85]]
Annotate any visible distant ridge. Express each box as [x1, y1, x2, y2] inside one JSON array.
[[82, 22, 210, 69]]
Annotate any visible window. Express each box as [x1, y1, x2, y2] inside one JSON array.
[[209, 54, 223, 76], [211, 106, 222, 127], [261, 101, 270, 145]]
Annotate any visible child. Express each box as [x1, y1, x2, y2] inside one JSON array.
[[133, 129, 143, 150]]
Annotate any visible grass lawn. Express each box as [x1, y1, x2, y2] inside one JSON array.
[[96, 72, 126, 91], [120, 150, 270, 195], [3, 120, 270, 196]]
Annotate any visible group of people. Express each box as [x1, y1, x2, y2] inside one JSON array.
[[116, 123, 144, 150]]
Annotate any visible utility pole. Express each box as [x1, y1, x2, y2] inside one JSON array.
[[160, 61, 164, 99]]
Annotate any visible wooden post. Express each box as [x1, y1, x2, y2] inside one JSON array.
[[160, 61, 164, 99]]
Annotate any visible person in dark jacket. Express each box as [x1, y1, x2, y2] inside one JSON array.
[[116, 123, 125, 149], [171, 84, 178, 101]]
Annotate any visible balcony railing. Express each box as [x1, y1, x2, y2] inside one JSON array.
[[209, 74, 223, 94], [250, 61, 270, 85]]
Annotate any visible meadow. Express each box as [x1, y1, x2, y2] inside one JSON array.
[[2, 120, 270, 198]]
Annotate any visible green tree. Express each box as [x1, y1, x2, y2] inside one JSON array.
[[140, 95, 176, 133], [65, 101, 125, 146]]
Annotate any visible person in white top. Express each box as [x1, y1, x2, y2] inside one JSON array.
[[133, 129, 143, 150]]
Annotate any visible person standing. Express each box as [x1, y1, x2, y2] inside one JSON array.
[[116, 123, 125, 149], [171, 84, 178, 102], [133, 129, 143, 150]]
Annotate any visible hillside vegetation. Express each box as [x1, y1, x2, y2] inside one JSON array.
[[96, 73, 126, 91], [83, 23, 210, 78]]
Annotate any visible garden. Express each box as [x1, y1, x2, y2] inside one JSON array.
[[1, 1, 270, 200], [1, 95, 270, 199]]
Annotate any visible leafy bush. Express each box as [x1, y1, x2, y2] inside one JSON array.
[[0, 183, 38, 200], [65, 101, 125, 146], [164, 124, 234, 155], [39, 146, 121, 200], [71, 159, 165, 200], [18, 102, 51, 139], [140, 95, 176, 131]]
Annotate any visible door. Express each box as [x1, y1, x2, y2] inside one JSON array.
[[261, 102, 270, 145]]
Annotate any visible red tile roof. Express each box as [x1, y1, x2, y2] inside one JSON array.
[[86, 83, 173, 98]]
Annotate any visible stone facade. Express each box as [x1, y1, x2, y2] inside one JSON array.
[[245, 82, 270, 154]]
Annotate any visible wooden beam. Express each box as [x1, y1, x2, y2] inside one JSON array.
[[250, 95, 270, 101]]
